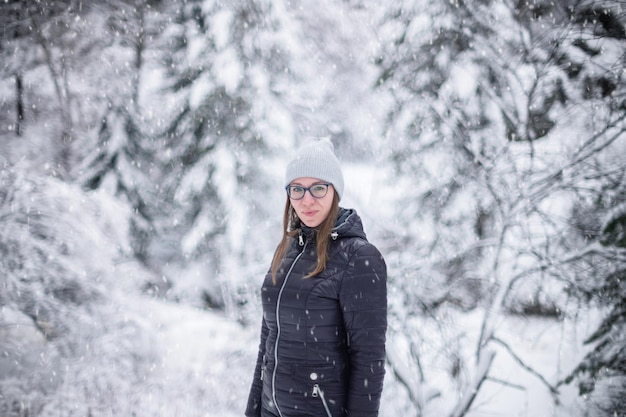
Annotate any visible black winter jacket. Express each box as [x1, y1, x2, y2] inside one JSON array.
[[245, 208, 387, 417]]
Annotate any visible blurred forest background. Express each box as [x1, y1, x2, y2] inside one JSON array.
[[1, 0, 625, 416]]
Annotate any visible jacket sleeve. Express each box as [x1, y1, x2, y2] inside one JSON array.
[[339, 242, 387, 417], [245, 317, 268, 417]]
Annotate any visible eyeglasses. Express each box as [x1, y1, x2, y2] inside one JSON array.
[[285, 183, 331, 200]]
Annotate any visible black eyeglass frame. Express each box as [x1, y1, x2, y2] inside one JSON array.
[[285, 183, 332, 200]]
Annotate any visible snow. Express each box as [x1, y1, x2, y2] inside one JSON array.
[[1, 1, 623, 416], [114, 285, 591, 417], [132, 298, 257, 417]]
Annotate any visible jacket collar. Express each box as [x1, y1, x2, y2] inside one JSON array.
[[298, 207, 366, 244]]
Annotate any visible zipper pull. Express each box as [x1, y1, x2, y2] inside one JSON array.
[[298, 233, 304, 246], [330, 232, 338, 240], [312, 383, 332, 417]]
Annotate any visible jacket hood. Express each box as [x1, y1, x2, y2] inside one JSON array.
[[333, 207, 367, 239]]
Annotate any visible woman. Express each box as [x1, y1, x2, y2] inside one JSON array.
[[245, 138, 387, 417]]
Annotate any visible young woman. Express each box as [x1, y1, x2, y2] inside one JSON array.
[[245, 138, 387, 417]]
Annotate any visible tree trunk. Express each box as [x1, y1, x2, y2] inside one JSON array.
[[132, 2, 146, 113], [15, 72, 24, 136]]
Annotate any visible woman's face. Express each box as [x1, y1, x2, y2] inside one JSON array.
[[288, 177, 335, 228]]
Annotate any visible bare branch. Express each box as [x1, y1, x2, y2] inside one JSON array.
[[449, 349, 496, 417], [386, 345, 442, 416], [492, 336, 559, 396], [486, 376, 526, 391]]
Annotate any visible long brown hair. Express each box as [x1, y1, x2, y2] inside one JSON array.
[[270, 191, 340, 284]]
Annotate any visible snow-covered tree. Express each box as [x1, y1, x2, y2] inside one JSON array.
[[69, 0, 170, 264], [0, 0, 89, 170], [0, 163, 159, 416], [142, 0, 299, 311], [144, 0, 381, 313], [373, 0, 626, 415], [564, 155, 626, 415]]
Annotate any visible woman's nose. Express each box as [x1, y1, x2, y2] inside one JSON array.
[[301, 190, 316, 204]]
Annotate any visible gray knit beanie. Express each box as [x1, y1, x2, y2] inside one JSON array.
[[285, 138, 344, 200]]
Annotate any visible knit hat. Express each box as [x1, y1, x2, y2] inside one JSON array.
[[285, 138, 344, 200]]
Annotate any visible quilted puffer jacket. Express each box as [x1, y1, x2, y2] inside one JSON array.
[[245, 208, 387, 417]]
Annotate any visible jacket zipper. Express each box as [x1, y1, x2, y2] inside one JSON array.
[[312, 384, 333, 417], [271, 237, 307, 417]]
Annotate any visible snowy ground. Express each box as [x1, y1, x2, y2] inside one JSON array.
[[130, 296, 591, 417], [459, 312, 588, 417], [126, 298, 259, 417]]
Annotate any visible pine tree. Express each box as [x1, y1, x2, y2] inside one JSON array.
[[74, 0, 170, 263], [147, 0, 299, 311], [565, 173, 626, 416]]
